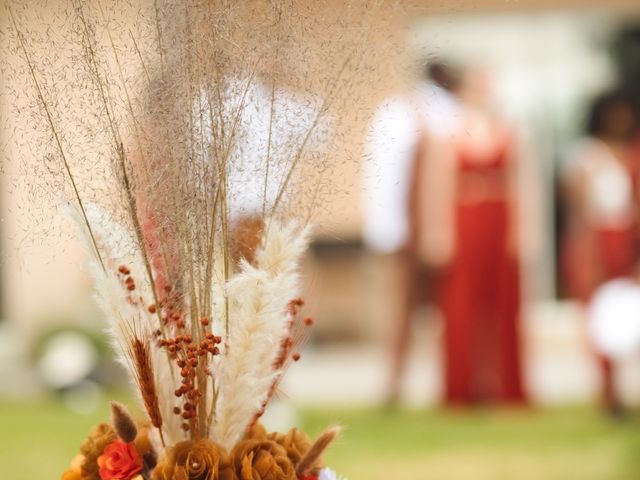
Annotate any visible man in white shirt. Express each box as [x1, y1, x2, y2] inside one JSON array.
[[362, 62, 460, 405]]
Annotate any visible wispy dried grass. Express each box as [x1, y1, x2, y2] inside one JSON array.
[[2, 0, 396, 453]]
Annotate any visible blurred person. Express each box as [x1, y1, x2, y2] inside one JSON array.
[[561, 89, 640, 416], [363, 61, 460, 405], [418, 65, 528, 406]]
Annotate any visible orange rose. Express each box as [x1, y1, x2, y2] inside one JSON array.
[[97, 440, 143, 480], [80, 423, 117, 479]]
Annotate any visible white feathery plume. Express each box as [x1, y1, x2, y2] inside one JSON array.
[[64, 202, 155, 335], [255, 222, 312, 276], [212, 220, 310, 449], [64, 202, 183, 444]]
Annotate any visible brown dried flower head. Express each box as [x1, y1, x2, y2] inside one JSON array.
[[267, 428, 313, 469], [111, 401, 138, 443], [79, 423, 117, 480], [152, 439, 235, 480], [230, 440, 295, 480]]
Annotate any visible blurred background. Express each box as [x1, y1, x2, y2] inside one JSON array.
[[3, 1, 640, 479]]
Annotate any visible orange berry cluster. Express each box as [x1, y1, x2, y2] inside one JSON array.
[[287, 297, 304, 316], [116, 265, 180, 328], [278, 299, 314, 367], [117, 265, 137, 292], [116, 264, 223, 436], [157, 320, 223, 434]]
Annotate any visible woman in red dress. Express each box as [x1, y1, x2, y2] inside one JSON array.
[[419, 66, 528, 405], [561, 90, 640, 415]]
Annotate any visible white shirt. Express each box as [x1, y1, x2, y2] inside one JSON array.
[[564, 138, 633, 228], [195, 77, 328, 219], [362, 83, 460, 252]]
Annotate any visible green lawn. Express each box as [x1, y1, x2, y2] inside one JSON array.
[[1, 396, 639, 480], [302, 406, 640, 480]]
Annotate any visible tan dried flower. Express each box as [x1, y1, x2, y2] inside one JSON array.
[[61, 454, 84, 480], [244, 422, 268, 441], [152, 439, 236, 480], [267, 428, 313, 468], [79, 423, 117, 480], [230, 439, 295, 480]]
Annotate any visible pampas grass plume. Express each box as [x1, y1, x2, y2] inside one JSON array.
[[213, 221, 310, 449]]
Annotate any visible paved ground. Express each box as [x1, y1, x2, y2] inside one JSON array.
[[2, 300, 639, 407], [283, 300, 640, 407]]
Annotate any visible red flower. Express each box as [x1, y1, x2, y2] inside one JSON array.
[[300, 476, 318, 480], [97, 440, 143, 480]]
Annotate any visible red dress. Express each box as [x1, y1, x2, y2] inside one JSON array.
[[440, 139, 526, 405], [562, 225, 637, 304]]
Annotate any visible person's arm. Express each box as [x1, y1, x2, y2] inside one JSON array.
[[562, 153, 600, 302], [417, 133, 456, 268], [507, 126, 542, 263]]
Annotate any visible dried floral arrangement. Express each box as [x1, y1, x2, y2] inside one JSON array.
[[2, 1, 391, 479]]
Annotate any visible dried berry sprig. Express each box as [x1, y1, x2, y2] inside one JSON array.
[[248, 297, 314, 431], [159, 325, 222, 439]]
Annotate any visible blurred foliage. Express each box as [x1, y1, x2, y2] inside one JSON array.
[[0, 397, 639, 480], [612, 26, 640, 107], [29, 324, 112, 362]]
